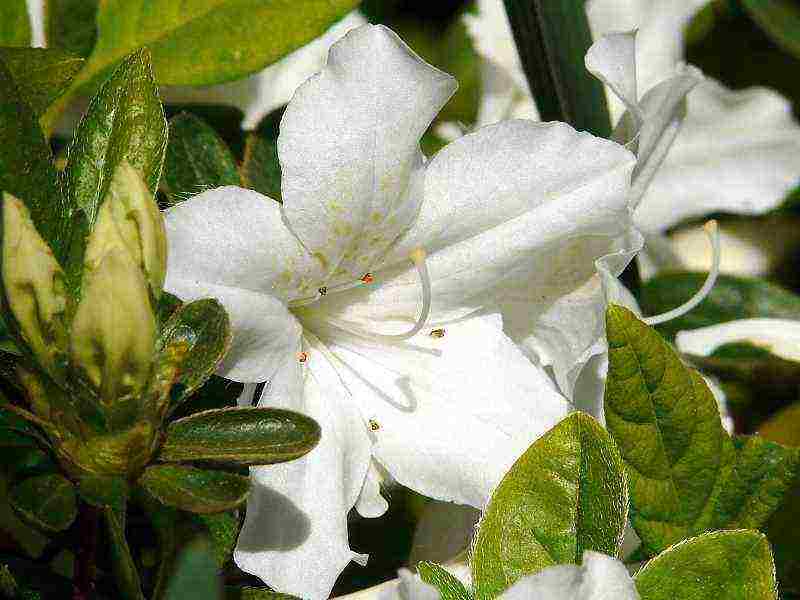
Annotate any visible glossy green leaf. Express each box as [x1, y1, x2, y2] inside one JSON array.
[[741, 0, 800, 59], [163, 113, 240, 206], [160, 407, 321, 465], [471, 412, 627, 600], [140, 464, 249, 514], [418, 562, 472, 600], [77, 475, 128, 513], [47, 0, 99, 57], [503, 0, 611, 137], [196, 512, 239, 568], [104, 507, 145, 600], [65, 48, 167, 230], [86, 0, 360, 86], [639, 273, 800, 340], [634, 530, 777, 600], [0, 48, 84, 116], [0, 1, 31, 47], [158, 298, 232, 412], [0, 59, 68, 262], [165, 540, 222, 600], [9, 474, 77, 533], [240, 109, 282, 201], [604, 305, 727, 555]]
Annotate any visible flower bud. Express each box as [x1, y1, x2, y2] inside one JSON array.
[[70, 247, 156, 406], [1, 194, 68, 373], [85, 161, 167, 297]]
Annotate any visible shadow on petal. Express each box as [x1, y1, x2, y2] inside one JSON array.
[[237, 481, 311, 551]]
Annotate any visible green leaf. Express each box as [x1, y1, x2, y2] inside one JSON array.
[[634, 530, 777, 600], [240, 109, 283, 201], [9, 474, 77, 533], [471, 412, 627, 600], [639, 273, 800, 341], [225, 588, 300, 600], [157, 298, 232, 412], [502, 0, 611, 137], [140, 465, 250, 514], [65, 48, 167, 227], [160, 407, 321, 466], [741, 0, 800, 59], [163, 113, 240, 206], [77, 475, 128, 513], [165, 540, 222, 600], [0, 59, 68, 262], [136, 488, 179, 600], [0, 467, 49, 558], [0, 1, 31, 47], [706, 436, 800, 532], [604, 304, 727, 555], [0, 48, 85, 115], [0, 408, 40, 448], [47, 0, 99, 57], [104, 506, 145, 600], [758, 403, 800, 448], [79, 0, 361, 88], [195, 512, 239, 568], [418, 562, 472, 600]]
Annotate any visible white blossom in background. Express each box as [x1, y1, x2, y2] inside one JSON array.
[[677, 318, 800, 363], [464, 0, 800, 273], [364, 552, 638, 600], [24, 0, 366, 131], [165, 24, 647, 599]]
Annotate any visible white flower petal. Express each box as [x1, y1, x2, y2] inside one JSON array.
[[25, 0, 45, 47], [279, 24, 456, 277], [634, 81, 800, 231], [309, 313, 571, 508], [355, 459, 389, 518], [676, 318, 800, 363], [585, 31, 640, 121], [166, 277, 301, 383], [500, 551, 639, 600], [474, 60, 539, 130], [164, 186, 326, 301], [234, 342, 372, 600]]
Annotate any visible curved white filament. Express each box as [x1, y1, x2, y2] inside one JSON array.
[[643, 220, 721, 326], [325, 248, 432, 342]]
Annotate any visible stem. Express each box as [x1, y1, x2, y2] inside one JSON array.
[[72, 503, 100, 600]]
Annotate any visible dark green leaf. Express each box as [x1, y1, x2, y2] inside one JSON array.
[[0, 48, 84, 115], [502, 0, 611, 137], [0, 1, 31, 47], [9, 474, 76, 533], [741, 0, 800, 59], [140, 465, 250, 514], [158, 298, 232, 413], [0, 59, 68, 262], [136, 488, 179, 600], [471, 412, 627, 599], [104, 507, 145, 600], [224, 589, 300, 600], [634, 530, 777, 600], [0, 409, 40, 448], [759, 403, 800, 448], [195, 512, 239, 568], [604, 304, 726, 555], [165, 540, 222, 600], [240, 109, 282, 201], [639, 273, 800, 341], [64, 48, 167, 281], [77, 475, 128, 513], [418, 562, 472, 600], [163, 113, 240, 206], [160, 407, 320, 466], [46, 0, 99, 57]]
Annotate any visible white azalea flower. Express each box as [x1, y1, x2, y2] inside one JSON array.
[[165, 23, 649, 599], [464, 0, 800, 238], [676, 318, 800, 363], [362, 552, 637, 600], [24, 0, 365, 131]]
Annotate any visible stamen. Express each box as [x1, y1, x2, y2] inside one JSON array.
[[297, 351, 308, 363], [361, 273, 374, 284], [326, 248, 432, 342], [643, 220, 720, 326], [369, 419, 381, 431], [318, 286, 328, 296], [430, 328, 446, 338]]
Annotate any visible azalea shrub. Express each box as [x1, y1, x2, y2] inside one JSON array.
[[1, 0, 800, 599]]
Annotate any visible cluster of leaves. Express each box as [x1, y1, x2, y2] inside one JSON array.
[[0, 38, 323, 600], [419, 306, 799, 599]]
